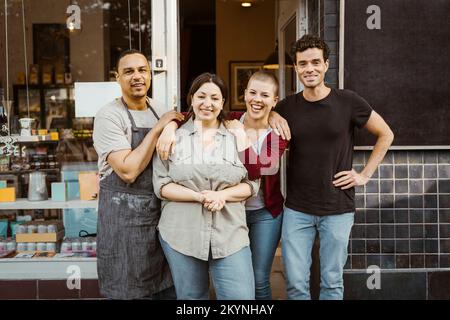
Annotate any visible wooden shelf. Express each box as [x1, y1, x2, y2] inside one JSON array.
[[0, 198, 98, 210], [0, 135, 59, 144]]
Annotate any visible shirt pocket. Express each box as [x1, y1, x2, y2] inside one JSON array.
[[220, 156, 246, 185], [168, 154, 195, 182]]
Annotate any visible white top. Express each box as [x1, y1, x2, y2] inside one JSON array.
[[239, 113, 272, 211]]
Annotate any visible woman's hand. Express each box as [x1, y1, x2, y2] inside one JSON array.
[[194, 191, 206, 204], [224, 119, 245, 134], [156, 121, 178, 160], [224, 120, 251, 151], [201, 190, 226, 212]]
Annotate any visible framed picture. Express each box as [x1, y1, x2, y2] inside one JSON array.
[[229, 61, 263, 110]]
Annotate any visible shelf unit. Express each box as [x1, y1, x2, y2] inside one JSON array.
[[0, 198, 99, 280], [0, 198, 98, 210], [0, 257, 97, 280], [0, 135, 58, 144], [1, 134, 98, 280]]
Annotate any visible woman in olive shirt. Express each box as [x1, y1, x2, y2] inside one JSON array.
[[152, 73, 259, 300]]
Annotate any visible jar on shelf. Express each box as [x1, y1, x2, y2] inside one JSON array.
[[37, 224, 47, 234], [71, 240, 81, 251], [27, 225, 37, 234], [16, 225, 27, 234], [91, 240, 97, 252], [46, 242, 56, 252], [37, 155, 47, 169], [0, 240, 6, 251], [6, 240, 16, 251], [81, 240, 91, 251], [61, 241, 72, 252]]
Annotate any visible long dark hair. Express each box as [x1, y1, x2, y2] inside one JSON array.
[[185, 73, 228, 124]]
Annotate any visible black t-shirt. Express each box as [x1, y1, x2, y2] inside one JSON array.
[[276, 88, 373, 216]]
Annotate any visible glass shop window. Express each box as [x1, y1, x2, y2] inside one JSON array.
[[0, 0, 151, 165], [0, 0, 152, 227]]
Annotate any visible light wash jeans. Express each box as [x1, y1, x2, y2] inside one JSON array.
[[246, 207, 282, 300], [159, 235, 255, 300], [281, 207, 354, 300]]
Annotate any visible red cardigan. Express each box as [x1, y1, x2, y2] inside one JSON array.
[[228, 112, 288, 217], [176, 112, 288, 217]]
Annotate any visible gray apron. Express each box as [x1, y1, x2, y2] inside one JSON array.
[[97, 98, 173, 299]]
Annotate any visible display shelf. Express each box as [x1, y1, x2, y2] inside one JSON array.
[[0, 135, 59, 144], [0, 168, 60, 175], [0, 257, 97, 279], [0, 198, 98, 210]]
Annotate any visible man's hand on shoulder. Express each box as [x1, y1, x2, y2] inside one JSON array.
[[154, 110, 184, 133], [268, 111, 291, 141], [333, 169, 370, 190]]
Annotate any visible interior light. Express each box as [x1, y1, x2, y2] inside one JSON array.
[[241, 2, 252, 7], [68, 22, 75, 31]]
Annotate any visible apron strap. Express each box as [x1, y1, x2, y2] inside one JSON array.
[[121, 97, 160, 132], [147, 100, 161, 121]]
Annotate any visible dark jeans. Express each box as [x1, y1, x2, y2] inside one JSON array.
[[151, 285, 177, 300]]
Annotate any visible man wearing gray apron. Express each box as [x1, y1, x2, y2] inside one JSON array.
[[93, 50, 183, 299]]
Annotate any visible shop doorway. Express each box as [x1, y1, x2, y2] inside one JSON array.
[[179, 0, 216, 112]]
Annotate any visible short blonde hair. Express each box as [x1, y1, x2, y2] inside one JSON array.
[[248, 70, 279, 97]]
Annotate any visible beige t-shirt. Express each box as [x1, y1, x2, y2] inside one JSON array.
[[93, 97, 165, 179]]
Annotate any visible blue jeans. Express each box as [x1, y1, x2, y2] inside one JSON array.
[[246, 208, 282, 300], [281, 207, 354, 300], [159, 235, 255, 300]]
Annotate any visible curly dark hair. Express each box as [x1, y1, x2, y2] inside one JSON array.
[[291, 34, 330, 63]]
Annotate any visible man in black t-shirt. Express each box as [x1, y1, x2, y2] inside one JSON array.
[[275, 35, 394, 300]]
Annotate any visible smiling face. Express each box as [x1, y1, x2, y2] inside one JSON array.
[[245, 78, 278, 121], [191, 82, 224, 122], [116, 53, 151, 100], [295, 48, 329, 89]]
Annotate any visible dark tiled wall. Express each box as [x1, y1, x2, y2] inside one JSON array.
[[344, 270, 450, 300], [0, 279, 103, 299], [347, 150, 450, 270]]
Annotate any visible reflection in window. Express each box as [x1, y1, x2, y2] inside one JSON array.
[[283, 17, 297, 97], [307, 0, 323, 37], [0, 0, 152, 166]]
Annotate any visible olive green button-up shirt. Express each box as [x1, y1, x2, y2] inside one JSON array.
[[153, 119, 259, 261]]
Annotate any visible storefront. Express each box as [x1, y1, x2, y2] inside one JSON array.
[[0, 0, 449, 300], [0, 0, 171, 299]]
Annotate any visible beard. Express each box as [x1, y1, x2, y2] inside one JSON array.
[[131, 92, 146, 99]]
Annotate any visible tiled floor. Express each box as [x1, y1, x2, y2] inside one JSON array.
[[270, 249, 287, 300]]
